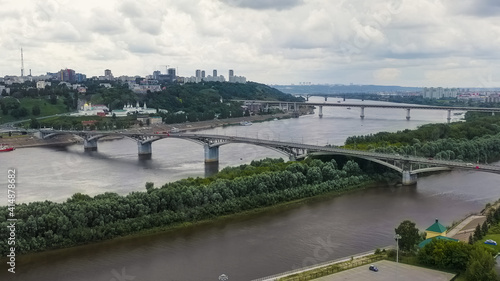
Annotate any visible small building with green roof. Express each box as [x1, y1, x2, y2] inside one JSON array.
[[425, 218, 447, 239], [418, 235, 459, 248]]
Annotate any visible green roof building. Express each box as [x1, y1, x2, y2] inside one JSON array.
[[425, 219, 447, 239], [418, 236, 459, 248]]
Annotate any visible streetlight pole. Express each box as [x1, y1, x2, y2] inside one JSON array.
[[394, 234, 401, 263]]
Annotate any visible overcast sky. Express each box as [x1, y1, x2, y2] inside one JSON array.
[[1, 0, 500, 87]]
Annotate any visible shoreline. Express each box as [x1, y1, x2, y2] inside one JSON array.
[[1, 180, 377, 260]]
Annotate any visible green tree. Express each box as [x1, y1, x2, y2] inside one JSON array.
[[464, 246, 498, 281], [395, 220, 420, 252], [145, 182, 154, 193], [468, 234, 474, 245], [32, 104, 41, 116], [30, 118, 40, 129], [481, 221, 488, 236], [474, 224, 483, 241]]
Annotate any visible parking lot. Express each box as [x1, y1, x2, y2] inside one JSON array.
[[313, 260, 455, 281]]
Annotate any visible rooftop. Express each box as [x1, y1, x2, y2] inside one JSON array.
[[426, 219, 447, 233]]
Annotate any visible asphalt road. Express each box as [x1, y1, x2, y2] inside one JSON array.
[[314, 260, 455, 281]]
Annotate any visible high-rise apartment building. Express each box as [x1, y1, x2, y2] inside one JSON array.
[[59, 68, 76, 82]]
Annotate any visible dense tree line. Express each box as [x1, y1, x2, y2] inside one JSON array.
[[344, 115, 500, 163], [418, 239, 498, 280], [0, 158, 371, 255]]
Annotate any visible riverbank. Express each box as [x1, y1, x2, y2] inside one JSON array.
[[1, 179, 379, 260], [136, 112, 293, 133]]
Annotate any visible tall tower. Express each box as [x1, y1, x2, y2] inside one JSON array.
[[213, 69, 217, 77], [229, 69, 234, 77], [21, 48, 24, 77]]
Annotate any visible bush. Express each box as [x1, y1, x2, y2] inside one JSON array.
[[386, 249, 397, 259]]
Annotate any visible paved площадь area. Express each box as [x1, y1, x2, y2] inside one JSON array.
[[312, 260, 455, 281]]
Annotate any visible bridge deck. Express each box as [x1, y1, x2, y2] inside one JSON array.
[[38, 130, 500, 175]]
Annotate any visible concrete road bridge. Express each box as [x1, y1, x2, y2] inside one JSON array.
[[36, 129, 500, 185], [236, 100, 500, 123]]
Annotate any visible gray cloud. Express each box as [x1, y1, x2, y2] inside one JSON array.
[[222, 0, 303, 10], [88, 9, 126, 35], [448, 0, 500, 16]]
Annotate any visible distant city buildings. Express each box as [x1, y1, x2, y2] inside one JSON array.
[[59, 68, 76, 83], [228, 69, 246, 83], [36, 81, 51, 89], [183, 68, 245, 83], [422, 87, 499, 102], [422, 87, 461, 99], [128, 79, 161, 94]]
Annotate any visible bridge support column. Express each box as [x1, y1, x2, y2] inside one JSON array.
[[406, 108, 411, 121], [84, 139, 98, 151], [319, 106, 323, 118], [306, 96, 309, 101], [204, 144, 219, 163], [360, 107, 365, 119], [324, 96, 328, 101], [137, 142, 152, 156], [294, 102, 297, 112], [402, 170, 417, 185], [447, 110, 451, 123]]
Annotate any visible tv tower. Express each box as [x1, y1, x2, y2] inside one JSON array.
[[21, 48, 24, 77]]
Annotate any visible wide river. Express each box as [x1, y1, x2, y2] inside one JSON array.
[[1, 97, 499, 281]]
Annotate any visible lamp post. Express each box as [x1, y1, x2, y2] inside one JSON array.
[[394, 234, 401, 263]]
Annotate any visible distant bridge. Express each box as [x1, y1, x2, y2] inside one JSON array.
[[237, 100, 500, 122], [36, 130, 500, 185]]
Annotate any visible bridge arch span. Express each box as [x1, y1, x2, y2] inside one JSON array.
[[308, 152, 403, 173]]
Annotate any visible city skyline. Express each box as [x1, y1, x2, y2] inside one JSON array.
[[1, 0, 500, 87]]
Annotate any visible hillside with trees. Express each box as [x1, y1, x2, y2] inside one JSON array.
[[1, 80, 303, 125]]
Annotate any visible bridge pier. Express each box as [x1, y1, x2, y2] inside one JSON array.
[[324, 96, 328, 102], [204, 144, 219, 163], [447, 110, 451, 123], [360, 107, 365, 119], [402, 170, 417, 185], [84, 139, 98, 151], [137, 142, 152, 156], [319, 105, 323, 118], [406, 108, 411, 121]]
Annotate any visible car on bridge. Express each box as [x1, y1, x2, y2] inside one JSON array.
[[155, 131, 170, 136]]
